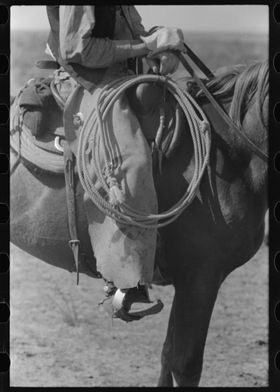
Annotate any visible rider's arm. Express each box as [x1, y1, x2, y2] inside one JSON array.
[[59, 6, 149, 69]]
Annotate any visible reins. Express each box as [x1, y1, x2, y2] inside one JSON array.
[[77, 74, 211, 229], [177, 48, 268, 163]]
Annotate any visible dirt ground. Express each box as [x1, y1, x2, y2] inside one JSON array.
[[10, 242, 268, 387]]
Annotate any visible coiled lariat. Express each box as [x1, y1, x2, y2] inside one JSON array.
[[77, 74, 211, 229]]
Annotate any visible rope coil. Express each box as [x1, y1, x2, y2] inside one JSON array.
[[77, 74, 211, 229]]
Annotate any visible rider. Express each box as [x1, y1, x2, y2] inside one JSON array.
[[46, 5, 185, 321]]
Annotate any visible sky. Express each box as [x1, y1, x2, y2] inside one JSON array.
[[10, 5, 268, 34]]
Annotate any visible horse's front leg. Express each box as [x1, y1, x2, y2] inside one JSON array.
[[158, 302, 175, 386], [158, 264, 223, 387]]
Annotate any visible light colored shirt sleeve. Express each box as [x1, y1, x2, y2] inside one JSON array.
[[59, 6, 135, 68]]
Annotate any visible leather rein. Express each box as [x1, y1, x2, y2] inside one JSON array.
[[178, 44, 268, 163]]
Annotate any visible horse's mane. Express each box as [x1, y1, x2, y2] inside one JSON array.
[[190, 61, 268, 127]]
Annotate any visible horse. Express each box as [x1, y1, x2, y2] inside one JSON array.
[[10, 60, 268, 387]]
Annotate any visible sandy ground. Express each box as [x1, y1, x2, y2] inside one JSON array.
[[10, 243, 268, 387]]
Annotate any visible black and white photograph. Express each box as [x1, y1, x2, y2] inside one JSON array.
[[10, 4, 268, 387]]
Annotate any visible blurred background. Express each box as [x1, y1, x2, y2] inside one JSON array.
[[10, 5, 268, 96]]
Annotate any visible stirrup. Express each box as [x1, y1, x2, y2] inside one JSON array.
[[111, 288, 164, 322]]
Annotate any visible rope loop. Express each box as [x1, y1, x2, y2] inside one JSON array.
[[77, 74, 211, 228]]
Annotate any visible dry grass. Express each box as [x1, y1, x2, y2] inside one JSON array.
[[47, 285, 80, 327]]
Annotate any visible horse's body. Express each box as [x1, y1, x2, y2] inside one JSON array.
[[10, 61, 268, 386]]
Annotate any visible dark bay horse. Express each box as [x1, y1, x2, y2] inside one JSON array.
[[10, 61, 268, 387]]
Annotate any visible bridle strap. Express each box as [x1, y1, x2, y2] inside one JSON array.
[[177, 51, 268, 163], [183, 42, 215, 80]]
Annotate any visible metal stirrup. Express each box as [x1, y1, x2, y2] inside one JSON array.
[[112, 289, 164, 322]]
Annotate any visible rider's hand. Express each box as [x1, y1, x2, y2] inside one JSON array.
[[146, 51, 179, 75], [141, 27, 186, 55]]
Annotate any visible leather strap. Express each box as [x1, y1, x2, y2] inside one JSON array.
[[119, 6, 143, 75], [63, 141, 80, 284], [177, 52, 268, 163], [50, 80, 66, 110], [36, 60, 60, 69], [183, 42, 214, 80]]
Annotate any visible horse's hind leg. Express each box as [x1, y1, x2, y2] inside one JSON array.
[[158, 264, 223, 387]]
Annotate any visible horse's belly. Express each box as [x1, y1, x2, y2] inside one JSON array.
[[156, 157, 267, 272], [162, 204, 265, 275]]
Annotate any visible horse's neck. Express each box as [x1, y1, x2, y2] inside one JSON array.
[[202, 98, 267, 193], [240, 98, 268, 193]]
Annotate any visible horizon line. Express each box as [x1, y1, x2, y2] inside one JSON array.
[[11, 28, 268, 35]]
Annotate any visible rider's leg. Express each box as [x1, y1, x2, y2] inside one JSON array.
[[81, 88, 161, 321]]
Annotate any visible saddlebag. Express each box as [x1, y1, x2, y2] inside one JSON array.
[[19, 77, 59, 137], [18, 69, 77, 138]]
